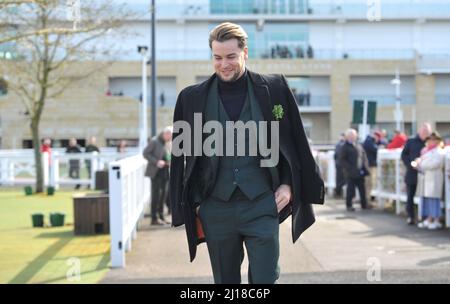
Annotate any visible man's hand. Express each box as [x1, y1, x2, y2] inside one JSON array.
[[275, 184, 292, 213], [411, 157, 421, 170], [157, 160, 166, 168]]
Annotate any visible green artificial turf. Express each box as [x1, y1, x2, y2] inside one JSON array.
[[0, 190, 110, 284]]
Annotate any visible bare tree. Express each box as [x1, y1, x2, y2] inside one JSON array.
[[1, 0, 135, 192]]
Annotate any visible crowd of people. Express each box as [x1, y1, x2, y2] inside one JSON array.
[[334, 124, 448, 230], [40, 121, 448, 230], [40, 129, 174, 227], [291, 89, 311, 106], [41, 136, 128, 190], [264, 44, 314, 59]]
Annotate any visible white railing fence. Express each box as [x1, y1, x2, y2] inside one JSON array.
[[0, 148, 138, 188], [445, 153, 450, 228], [108, 154, 150, 268], [316, 147, 450, 228], [315, 150, 336, 196]]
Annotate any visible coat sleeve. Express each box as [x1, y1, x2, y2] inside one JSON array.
[[281, 75, 324, 205], [169, 90, 186, 227], [279, 153, 292, 186], [143, 140, 158, 166], [401, 140, 412, 169], [363, 137, 377, 155], [419, 150, 444, 171], [362, 146, 370, 172], [339, 146, 351, 174]]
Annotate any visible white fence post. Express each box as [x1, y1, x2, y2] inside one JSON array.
[[53, 151, 60, 190], [446, 152, 450, 228], [327, 150, 336, 197], [376, 151, 384, 209], [395, 157, 401, 215], [108, 155, 149, 268], [8, 160, 14, 185], [42, 152, 49, 187], [90, 152, 98, 190], [0, 159, 7, 184], [109, 163, 125, 268]]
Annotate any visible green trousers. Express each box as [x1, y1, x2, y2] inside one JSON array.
[[198, 190, 280, 284]]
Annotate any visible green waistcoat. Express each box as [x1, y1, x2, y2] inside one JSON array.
[[203, 77, 279, 202]]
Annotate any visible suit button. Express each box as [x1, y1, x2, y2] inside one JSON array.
[[233, 181, 237, 185], [234, 168, 239, 172]]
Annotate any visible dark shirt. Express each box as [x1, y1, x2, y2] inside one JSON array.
[[339, 141, 368, 179], [218, 69, 248, 122], [363, 135, 379, 167], [66, 145, 82, 154], [401, 135, 425, 185], [85, 144, 99, 153], [66, 145, 82, 168], [334, 139, 345, 166]]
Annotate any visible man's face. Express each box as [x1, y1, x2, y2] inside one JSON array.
[[347, 132, 357, 143], [212, 39, 248, 82], [419, 125, 432, 141], [163, 131, 172, 142]]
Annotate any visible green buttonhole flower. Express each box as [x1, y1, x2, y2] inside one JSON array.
[[272, 104, 284, 120]]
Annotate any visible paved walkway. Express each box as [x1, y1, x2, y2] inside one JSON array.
[[102, 198, 450, 284]]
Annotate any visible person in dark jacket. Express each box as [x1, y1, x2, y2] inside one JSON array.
[[66, 137, 82, 190], [334, 133, 346, 198], [85, 136, 100, 186], [144, 127, 172, 225], [170, 22, 324, 284], [339, 129, 370, 211], [401, 123, 432, 225], [363, 130, 382, 201]]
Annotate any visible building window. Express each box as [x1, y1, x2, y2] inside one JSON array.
[[286, 76, 331, 107], [106, 138, 138, 148], [210, 0, 308, 15], [209, 22, 309, 60]]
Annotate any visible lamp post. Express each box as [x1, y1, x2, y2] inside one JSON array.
[[391, 68, 403, 132], [150, 0, 156, 137], [138, 45, 149, 152]]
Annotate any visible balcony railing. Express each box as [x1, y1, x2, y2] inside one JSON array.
[[149, 48, 417, 61], [308, 2, 450, 18], [436, 95, 450, 105], [315, 49, 416, 60], [133, 2, 450, 19], [418, 51, 450, 72], [350, 95, 416, 106], [293, 94, 331, 107]]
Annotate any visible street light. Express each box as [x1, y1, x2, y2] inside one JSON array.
[[137, 45, 149, 152], [390, 69, 403, 132], [150, 0, 156, 137]]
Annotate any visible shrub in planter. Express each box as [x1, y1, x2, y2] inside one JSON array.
[[49, 213, 65, 227], [31, 213, 44, 227]]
